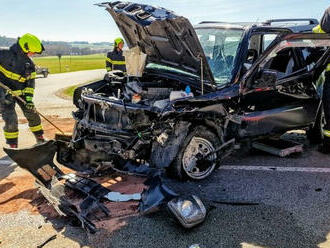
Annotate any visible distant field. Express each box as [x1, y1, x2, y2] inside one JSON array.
[[33, 54, 106, 74]]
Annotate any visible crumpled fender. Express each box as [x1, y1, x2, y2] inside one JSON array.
[[150, 121, 191, 168]]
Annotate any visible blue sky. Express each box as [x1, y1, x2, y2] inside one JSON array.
[[0, 0, 329, 42]]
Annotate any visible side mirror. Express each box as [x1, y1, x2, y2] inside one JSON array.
[[256, 69, 278, 88]]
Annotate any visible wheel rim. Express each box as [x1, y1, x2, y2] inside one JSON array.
[[182, 137, 217, 179]]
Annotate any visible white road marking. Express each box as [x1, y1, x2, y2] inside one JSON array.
[[220, 165, 330, 173]]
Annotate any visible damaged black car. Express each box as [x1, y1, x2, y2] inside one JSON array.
[[51, 2, 330, 180]]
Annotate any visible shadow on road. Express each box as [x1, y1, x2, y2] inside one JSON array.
[[0, 188, 37, 206], [0, 182, 15, 194], [0, 155, 16, 182]]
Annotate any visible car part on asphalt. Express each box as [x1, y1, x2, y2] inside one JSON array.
[[104, 192, 141, 202], [36, 234, 57, 248], [139, 172, 179, 213], [209, 199, 260, 206], [252, 138, 304, 157], [168, 195, 207, 229]]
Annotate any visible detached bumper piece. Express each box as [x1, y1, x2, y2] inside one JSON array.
[[3, 141, 140, 233], [139, 172, 179, 213]]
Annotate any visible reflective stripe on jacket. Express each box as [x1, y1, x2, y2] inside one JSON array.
[[105, 50, 126, 72], [313, 25, 326, 33]]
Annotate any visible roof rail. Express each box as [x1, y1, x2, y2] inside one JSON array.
[[198, 21, 222, 24], [263, 18, 319, 25]]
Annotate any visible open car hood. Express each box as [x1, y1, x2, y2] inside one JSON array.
[[98, 1, 215, 85]]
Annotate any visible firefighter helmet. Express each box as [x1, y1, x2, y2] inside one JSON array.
[[114, 37, 124, 47], [18, 33, 44, 54]]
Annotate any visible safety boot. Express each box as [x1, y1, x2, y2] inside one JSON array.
[[36, 135, 46, 144]]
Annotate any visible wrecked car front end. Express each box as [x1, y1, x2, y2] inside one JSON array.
[[59, 71, 232, 180]]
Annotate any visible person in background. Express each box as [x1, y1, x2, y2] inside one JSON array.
[[105, 37, 126, 72]]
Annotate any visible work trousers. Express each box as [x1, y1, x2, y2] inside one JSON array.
[[0, 88, 43, 145]]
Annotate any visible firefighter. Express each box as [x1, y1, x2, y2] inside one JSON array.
[[0, 33, 45, 148], [314, 6, 330, 153], [105, 37, 126, 72]]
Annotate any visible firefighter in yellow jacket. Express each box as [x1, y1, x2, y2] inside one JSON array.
[[313, 6, 330, 153], [0, 33, 45, 148], [106, 37, 126, 72]]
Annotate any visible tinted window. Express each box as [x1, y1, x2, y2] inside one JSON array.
[[263, 34, 278, 51]]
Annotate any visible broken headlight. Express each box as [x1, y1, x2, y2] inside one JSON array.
[[167, 195, 206, 228]]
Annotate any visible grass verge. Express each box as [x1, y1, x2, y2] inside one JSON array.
[[56, 78, 101, 99], [63, 85, 79, 97], [33, 54, 106, 74]]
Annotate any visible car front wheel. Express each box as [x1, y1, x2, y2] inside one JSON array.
[[172, 126, 222, 180]]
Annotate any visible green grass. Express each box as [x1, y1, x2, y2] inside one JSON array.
[[33, 54, 106, 74], [60, 78, 100, 98], [63, 85, 79, 97]]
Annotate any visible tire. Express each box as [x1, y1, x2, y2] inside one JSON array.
[[172, 126, 222, 180], [307, 105, 325, 144]]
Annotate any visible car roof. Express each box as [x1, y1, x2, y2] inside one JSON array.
[[195, 18, 319, 33]]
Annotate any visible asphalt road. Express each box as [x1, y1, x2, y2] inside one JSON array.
[[0, 70, 330, 247]]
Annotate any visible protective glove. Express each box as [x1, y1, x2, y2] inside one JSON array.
[[25, 102, 35, 110], [24, 95, 35, 110]]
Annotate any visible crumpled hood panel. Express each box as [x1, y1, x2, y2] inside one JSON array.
[[99, 1, 214, 84]]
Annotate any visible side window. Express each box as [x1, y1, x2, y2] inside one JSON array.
[[262, 34, 278, 51], [245, 33, 278, 67], [243, 37, 330, 91], [246, 34, 261, 64], [264, 48, 299, 77], [298, 47, 327, 68]]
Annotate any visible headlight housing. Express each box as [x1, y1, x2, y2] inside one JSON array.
[[167, 195, 206, 228]]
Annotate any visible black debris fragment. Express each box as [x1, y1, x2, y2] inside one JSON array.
[[210, 199, 260, 206], [139, 172, 179, 213], [36, 234, 57, 248]]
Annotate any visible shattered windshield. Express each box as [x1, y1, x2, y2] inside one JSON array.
[[195, 28, 244, 85], [146, 63, 198, 78]]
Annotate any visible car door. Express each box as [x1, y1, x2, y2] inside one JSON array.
[[238, 33, 330, 138]]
